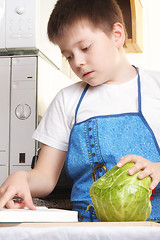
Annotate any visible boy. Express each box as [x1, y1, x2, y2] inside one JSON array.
[[0, 0, 160, 222]]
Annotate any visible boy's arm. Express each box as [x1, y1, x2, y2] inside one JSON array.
[[117, 155, 160, 190], [29, 144, 66, 197], [0, 144, 66, 209]]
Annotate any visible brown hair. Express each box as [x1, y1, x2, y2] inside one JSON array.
[[47, 0, 127, 44]]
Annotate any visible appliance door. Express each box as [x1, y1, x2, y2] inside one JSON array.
[[0, 0, 5, 50], [10, 56, 37, 173], [0, 58, 10, 184]]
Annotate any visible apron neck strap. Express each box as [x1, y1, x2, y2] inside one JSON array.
[[132, 65, 142, 113], [75, 83, 90, 124]]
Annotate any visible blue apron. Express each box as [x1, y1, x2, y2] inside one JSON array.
[[65, 68, 160, 222]]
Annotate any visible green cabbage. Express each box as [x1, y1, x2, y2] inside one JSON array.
[[90, 162, 152, 222]]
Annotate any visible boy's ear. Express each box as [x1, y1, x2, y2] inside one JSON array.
[[112, 22, 125, 48]]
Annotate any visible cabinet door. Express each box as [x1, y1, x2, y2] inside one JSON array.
[[0, 58, 10, 184]]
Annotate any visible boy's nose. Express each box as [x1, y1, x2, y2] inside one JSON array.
[[74, 54, 86, 67]]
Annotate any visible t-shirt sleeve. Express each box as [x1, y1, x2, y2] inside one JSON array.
[[32, 90, 70, 151]]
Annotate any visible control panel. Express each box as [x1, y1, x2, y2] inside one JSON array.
[[5, 0, 36, 48], [0, 0, 5, 49]]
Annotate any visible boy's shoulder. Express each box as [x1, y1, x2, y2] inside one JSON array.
[[139, 69, 160, 85], [55, 80, 87, 103], [139, 68, 160, 93], [61, 81, 86, 93], [140, 68, 160, 80]]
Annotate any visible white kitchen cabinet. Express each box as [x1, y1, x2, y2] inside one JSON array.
[[0, 58, 10, 184]]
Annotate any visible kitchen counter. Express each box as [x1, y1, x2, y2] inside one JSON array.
[[1, 196, 160, 239], [0, 222, 160, 240]]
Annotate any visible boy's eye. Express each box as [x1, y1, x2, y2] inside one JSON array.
[[66, 55, 72, 61], [82, 45, 91, 51]]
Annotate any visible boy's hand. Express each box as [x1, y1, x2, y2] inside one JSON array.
[[0, 171, 36, 210], [117, 155, 160, 190]]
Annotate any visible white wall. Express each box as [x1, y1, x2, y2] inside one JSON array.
[[38, 57, 74, 118], [127, 0, 160, 71]]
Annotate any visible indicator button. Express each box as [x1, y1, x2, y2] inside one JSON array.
[[21, 33, 33, 39], [16, 7, 25, 15], [9, 34, 21, 39]]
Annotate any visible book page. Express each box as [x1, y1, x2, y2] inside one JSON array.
[[0, 206, 78, 223]]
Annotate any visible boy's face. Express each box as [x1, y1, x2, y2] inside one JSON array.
[[57, 20, 123, 86]]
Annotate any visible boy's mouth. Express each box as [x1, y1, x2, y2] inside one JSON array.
[[83, 71, 94, 78]]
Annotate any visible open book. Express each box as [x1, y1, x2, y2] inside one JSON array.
[[0, 206, 78, 223]]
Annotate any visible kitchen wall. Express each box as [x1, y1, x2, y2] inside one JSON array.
[[127, 0, 160, 71]]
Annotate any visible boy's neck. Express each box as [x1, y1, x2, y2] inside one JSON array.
[[107, 52, 138, 85]]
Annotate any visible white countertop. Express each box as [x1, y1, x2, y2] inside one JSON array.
[[0, 222, 160, 240]]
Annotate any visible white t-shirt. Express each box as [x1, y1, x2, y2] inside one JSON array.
[[33, 68, 160, 151]]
